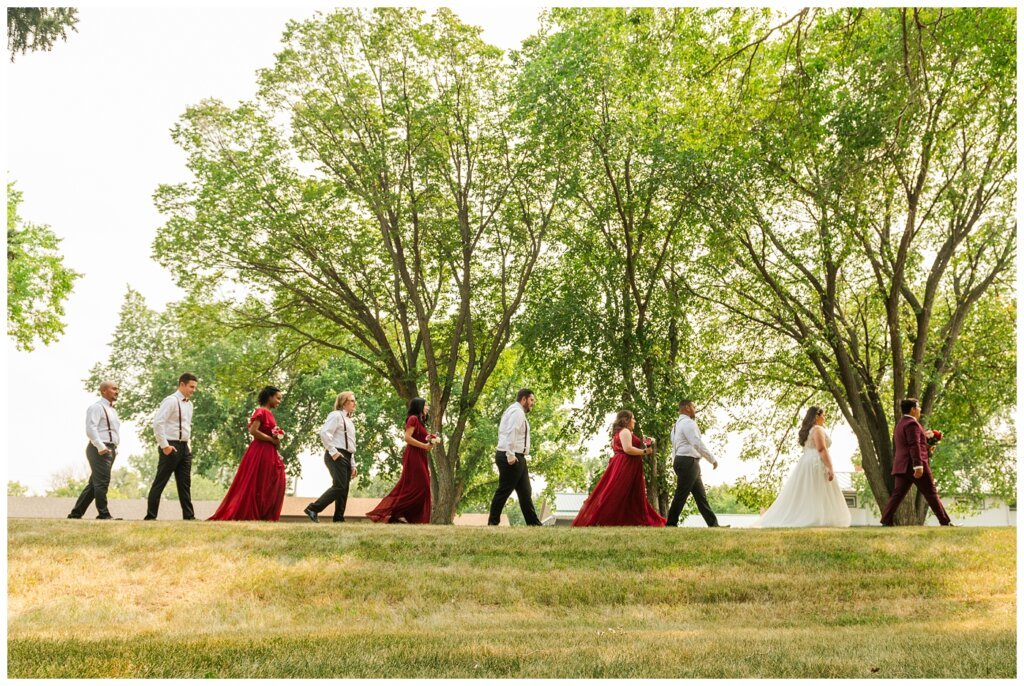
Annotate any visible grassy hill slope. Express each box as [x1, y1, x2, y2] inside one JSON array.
[[7, 519, 1016, 678]]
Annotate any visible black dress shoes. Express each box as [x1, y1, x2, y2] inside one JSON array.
[[67, 514, 81, 519], [303, 506, 319, 523], [96, 514, 123, 520]]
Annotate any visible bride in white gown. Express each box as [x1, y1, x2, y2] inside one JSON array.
[[752, 406, 851, 528]]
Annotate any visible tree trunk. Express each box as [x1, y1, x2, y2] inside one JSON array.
[[653, 432, 671, 516], [894, 496, 924, 526], [644, 447, 659, 511], [656, 454, 670, 517], [430, 446, 458, 524]]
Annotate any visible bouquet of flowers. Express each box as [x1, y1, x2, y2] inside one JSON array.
[[427, 433, 442, 446], [272, 426, 285, 440], [925, 429, 942, 446], [642, 437, 655, 449]]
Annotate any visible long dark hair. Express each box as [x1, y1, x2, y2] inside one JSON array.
[[798, 406, 823, 446], [611, 410, 634, 437], [407, 397, 427, 422], [258, 386, 281, 406]]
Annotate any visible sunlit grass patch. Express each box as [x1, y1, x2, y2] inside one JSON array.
[[7, 520, 1015, 677]]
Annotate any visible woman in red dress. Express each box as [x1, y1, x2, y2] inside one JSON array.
[[573, 410, 666, 527], [208, 386, 288, 521], [366, 397, 437, 524]]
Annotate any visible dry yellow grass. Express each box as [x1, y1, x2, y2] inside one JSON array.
[[7, 519, 1016, 677]]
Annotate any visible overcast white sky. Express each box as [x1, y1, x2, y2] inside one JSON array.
[[4, 4, 856, 498]]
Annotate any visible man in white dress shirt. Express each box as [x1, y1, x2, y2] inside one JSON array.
[[145, 372, 198, 520], [304, 391, 359, 523], [68, 380, 123, 519], [666, 399, 724, 528], [487, 389, 542, 526]]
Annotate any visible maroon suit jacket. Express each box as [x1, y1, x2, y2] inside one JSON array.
[[892, 415, 929, 475]]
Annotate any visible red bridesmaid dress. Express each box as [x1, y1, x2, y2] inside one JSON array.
[[572, 429, 666, 527], [208, 407, 287, 521], [366, 415, 432, 524]]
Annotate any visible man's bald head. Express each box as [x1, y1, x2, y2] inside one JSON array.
[[99, 381, 120, 403]]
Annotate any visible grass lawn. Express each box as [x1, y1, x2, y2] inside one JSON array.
[[6, 519, 1016, 678]]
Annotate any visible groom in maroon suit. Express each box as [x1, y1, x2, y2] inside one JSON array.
[[880, 398, 953, 526]]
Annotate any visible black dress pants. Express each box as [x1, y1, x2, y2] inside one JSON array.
[[666, 455, 719, 527], [308, 450, 353, 521], [488, 451, 542, 526], [70, 443, 116, 517], [146, 440, 194, 519]]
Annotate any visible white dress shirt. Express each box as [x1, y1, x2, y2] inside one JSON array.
[[496, 402, 530, 456], [319, 410, 356, 457], [86, 398, 120, 450], [671, 414, 717, 466], [153, 390, 194, 448]]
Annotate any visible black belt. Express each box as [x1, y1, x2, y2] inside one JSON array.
[[675, 454, 700, 459], [498, 450, 526, 458], [168, 439, 188, 444]]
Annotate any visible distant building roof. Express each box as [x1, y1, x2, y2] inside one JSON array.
[[553, 492, 587, 514]]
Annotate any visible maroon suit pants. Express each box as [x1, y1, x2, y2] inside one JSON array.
[[880, 466, 951, 525]]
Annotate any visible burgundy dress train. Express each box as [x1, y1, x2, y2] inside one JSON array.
[[366, 416, 432, 523], [208, 407, 287, 521], [572, 429, 667, 527]]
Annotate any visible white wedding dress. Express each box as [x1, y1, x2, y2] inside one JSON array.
[[751, 427, 851, 528]]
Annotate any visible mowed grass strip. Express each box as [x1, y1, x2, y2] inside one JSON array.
[[7, 520, 1015, 678]]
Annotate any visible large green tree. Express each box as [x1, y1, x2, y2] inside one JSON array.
[[153, 8, 563, 522], [514, 8, 755, 512], [7, 182, 81, 351], [694, 8, 1016, 523]]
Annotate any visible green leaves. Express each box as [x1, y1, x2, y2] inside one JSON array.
[[87, 289, 413, 484], [151, 8, 565, 521], [6, 7, 78, 62], [691, 8, 1016, 520], [515, 9, 744, 502], [136, 7, 1014, 522], [7, 182, 81, 351]]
